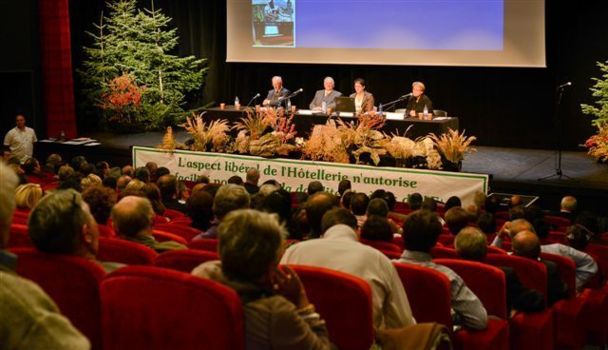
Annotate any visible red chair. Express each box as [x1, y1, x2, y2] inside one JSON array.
[[11, 247, 105, 350], [587, 244, 608, 282], [98, 224, 116, 238], [188, 238, 219, 253], [359, 238, 401, 253], [548, 231, 567, 244], [487, 245, 507, 255], [163, 208, 186, 220], [97, 237, 157, 265], [12, 209, 29, 224], [438, 234, 455, 246], [101, 266, 244, 350], [391, 235, 404, 248], [433, 259, 510, 350], [168, 216, 193, 226], [155, 249, 219, 273], [288, 265, 374, 350], [484, 254, 554, 350], [392, 262, 453, 327], [545, 215, 571, 231], [8, 223, 32, 248], [495, 211, 510, 221], [153, 223, 202, 242], [152, 230, 188, 245], [430, 246, 459, 259], [393, 202, 411, 215]]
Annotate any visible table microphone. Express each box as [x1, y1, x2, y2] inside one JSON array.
[[557, 82, 572, 89], [246, 93, 261, 107]]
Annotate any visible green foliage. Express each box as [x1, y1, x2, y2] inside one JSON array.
[[78, 0, 207, 130], [581, 60, 608, 127]]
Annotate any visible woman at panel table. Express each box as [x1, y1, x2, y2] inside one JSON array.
[[349, 78, 375, 115], [406, 81, 433, 117]]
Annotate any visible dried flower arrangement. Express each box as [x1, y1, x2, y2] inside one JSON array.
[[233, 108, 298, 157], [429, 128, 477, 164], [183, 112, 230, 152], [585, 122, 608, 162], [157, 126, 182, 151], [301, 119, 350, 163], [336, 114, 387, 165]]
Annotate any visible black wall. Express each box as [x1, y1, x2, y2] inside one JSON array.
[[69, 0, 608, 150], [0, 0, 41, 136]]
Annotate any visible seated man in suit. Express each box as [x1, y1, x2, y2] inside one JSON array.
[[512, 230, 569, 306], [309, 76, 342, 112], [263, 76, 290, 107], [455, 227, 545, 314]]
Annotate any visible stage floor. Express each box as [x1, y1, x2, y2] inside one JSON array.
[[38, 130, 608, 214]]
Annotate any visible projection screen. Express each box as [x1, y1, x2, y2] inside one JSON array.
[[227, 0, 545, 68]]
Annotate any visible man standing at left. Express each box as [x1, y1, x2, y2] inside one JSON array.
[[4, 114, 37, 163]]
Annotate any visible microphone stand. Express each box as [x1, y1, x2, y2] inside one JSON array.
[[538, 84, 573, 181], [381, 95, 409, 113], [246, 94, 261, 108]]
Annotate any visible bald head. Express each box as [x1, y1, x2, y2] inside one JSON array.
[[111, 196, 154, 237], [509, 218, 535, 238], [512, 230, 540, 259], [455, 227, 488, 261], [560, 196, 577, 212]]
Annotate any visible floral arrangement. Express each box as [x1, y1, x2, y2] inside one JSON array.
[[429, 128, 477, 164], [158, 109, 478, 172], [99, 74, 144, 123], [182, 112, 230, 152], [585, 122, 608, 162]]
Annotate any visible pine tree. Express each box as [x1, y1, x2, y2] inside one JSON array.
[[581, 60, 608, 128], [79, 0, 207, 130]]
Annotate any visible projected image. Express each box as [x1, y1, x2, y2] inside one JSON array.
[[252, 0, 295, 47]]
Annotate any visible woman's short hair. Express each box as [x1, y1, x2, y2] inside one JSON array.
[[82, 185, 117, 225], [412, 81, 426, 91], [360, 215, 393, 242], [218, 209, 285, 283], [15, 183, 43, 210], [213, 184, 251, 219], [354, 78, 366, 87], [81, 173, 102, 191]]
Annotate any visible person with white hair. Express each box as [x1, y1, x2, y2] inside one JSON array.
[[405, 81, 433, 117], [0, 162, 90, 349], [263, 76, 290, 107], [309, 76, 342, 112]]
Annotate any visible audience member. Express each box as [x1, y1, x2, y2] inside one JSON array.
[[360, 215, 394, 243], [112, 196, 185, 252], [157, 174, 187, 212], [282, 208, 416, 329], [476, 212, 497, 235], [244, 168, 260, 195], [102, 175, 117, 190], [444, 196, 461, 211], [116, 175, 132, 192], [407, 193, 423, 211], [28, 189, 123, 273], [227, 175, 244, 185], [558, 196, 577, 222], [303, 192, 338, 239], [194, 184, 251, 239], [187, 190, 214, 232], [192, 209, 331, 349], [80, 173, 102, 192], [134, 166, 151, 183], [307, 181, 324, 196], [260, 189, 292, 226], [145, 161, 158, 181], [82, 185, 117, 225], [397, 210, 488, 330], [15, 183, 43, 211], [121, 164, 134, 177], [337, 179, 351, 197], [350, 192, 370, 227], [511, 231, 568, 305], [0, 151, 89, 349], [455, 227, 545, 313], [444, 207, 472, 235]]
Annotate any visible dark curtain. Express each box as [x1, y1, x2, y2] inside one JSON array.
[[69, 0, 608, 150]]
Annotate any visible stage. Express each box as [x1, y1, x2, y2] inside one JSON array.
[[36, 130, 608, 214]]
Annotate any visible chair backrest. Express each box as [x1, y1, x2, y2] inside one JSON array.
[[188, 238, 219, 253], [430, 246, 459, 259], [487, 245, 507, 255], [168, 216, 193, 226], [97, 237, 157, 265], [152, 230, 188, 245], [288, 264, 374, 350], [155, 249, 219, 273], [544, 215, 571, 231], [101, 266, 244, 350], [11, 247, 105, 350], [540, 252, 576, 297], [8, 223, 32, 248], [153, 223, 201, 241], [586, 244, 608, 282], [433, 109, 447, 117], [434, 258, 507, 319], [359, 238, 402, 253], [548, 231, 567, 244], [484, 253, 547, 297], [98, 224, 116, 238], [392, 262, 453, 327], [163, 208, 186, 220]]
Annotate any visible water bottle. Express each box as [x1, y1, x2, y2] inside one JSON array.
[[286, 98, 292, 112], [423, 105, 429, 119], [321, 101, 327, 113], [234, 96, 240, 109]]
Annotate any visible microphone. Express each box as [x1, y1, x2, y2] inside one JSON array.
[[279, 88, 304, 101], [246, 93, 261, 107], [399, 93, 413, 99], [557, 82, 572, 89]]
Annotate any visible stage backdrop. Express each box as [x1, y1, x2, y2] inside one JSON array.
[[133, 146, 488, 206]]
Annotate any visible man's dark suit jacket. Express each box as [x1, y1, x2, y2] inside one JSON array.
[[265, 87, 290, 107]]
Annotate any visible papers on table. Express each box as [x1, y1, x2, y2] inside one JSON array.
[[385, 112, 406, 120], [297, 109, 314, 115]]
